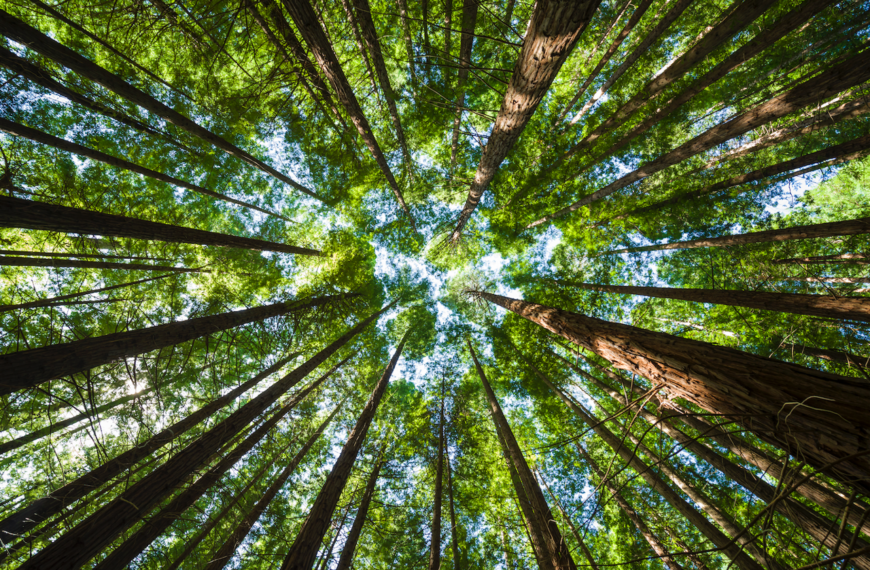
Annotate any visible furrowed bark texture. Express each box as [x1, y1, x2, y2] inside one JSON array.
[[449, 0, 479, 169], [15, 304, 390, 570], [281, 0, 415, 229], [0, 274, 172, 313], [0, 195, 319, 256], [335, 456, 384, 570], [205, 405, 341, 570], [480, 292, 870, 495], [0, 294, 351, 394], [0, 356, 297, 542], [0, 10, 325, 202], [545, 279, 870, 323], [280, 329, 410, 569], [783, 343, 870, 370], [428, 405, 445, 570], [449, 0, 602, 241], [469, 340, 577, 570], [0, 257, 198, 273]]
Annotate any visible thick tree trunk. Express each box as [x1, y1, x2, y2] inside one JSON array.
[[334, 454, 384, 570], [281, 0, 415, 229], [596, 217, 870, 256], [0, 293, 351, 395], [0, 195, 319, 256], [0, 257, 198, 273], [783, 343, 870, 370], [468, 340, 577, 570], [526, 48, 870, 228], [0, 274, 173, 314], [476, 292, 870, 496], [0, 120, 292, 221], [446, 451, 461, 570], [204, 406, 342, 570], [14, 304, 390, 570], [541, 278, 870, 323], [428, 403, 445, 570], [280, 328, 410, 569], [0, 10, 325, 202], [0, 356, 297, 542], [448, 0, 601, 242], [449, 0, 479, 170]]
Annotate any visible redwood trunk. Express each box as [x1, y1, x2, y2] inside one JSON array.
[[0, 274, 173, 314], [449, 0, 479, 169], [280, 329, 410, 569], [0, 249, 169, 261], [783, 343, 870, 370], [0, 195, 320, 256], [774, 253, 870, 264], [478, 292, 870, 496], [428, 404, 445, 570], [0, 257, 198, 273], [0, 294, 351, 395], [446, 451, 461, 570], [334, 455, 384, 570], [449, 0, 601, 241]]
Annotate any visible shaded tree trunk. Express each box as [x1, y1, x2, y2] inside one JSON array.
[[783, 343, 870, 370], [0, 274, 173, 314], [394, 0, 417, 84], [0, 195, 319, 256], [447, 451, 461, 570], [337, 0, 380, 98], [536, 469, 602, 570], [773, 253, 870, 264], [14, 303, 391, 570], [428, 401, 445, 570], [335, 452, 385, 570], [0, 249, 169, 261], [280, 328, 411, 569], [476, 291, 870, 496], [448, 0, 479, 170], [0, 9, 324, 202], [0, 293, 352, 395], [449, 0, 601, 242], [0, 256, 199, 273]]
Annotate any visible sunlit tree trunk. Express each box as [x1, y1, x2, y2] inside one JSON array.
[[335, 453, 385, 570]]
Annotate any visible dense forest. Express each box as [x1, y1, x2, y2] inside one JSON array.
[[1, 0, 869, 568]]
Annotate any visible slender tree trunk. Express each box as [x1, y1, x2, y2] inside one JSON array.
[[14, 303, 391, 570], [338, 0, 380, 98], [536, 469, 601, 570], [475, 291, 870, 496], [443, 0, 453, 67], [662, 525, 711, 570], [779, 276, 870, 284], [280, 328, 411, 569], [0, 10, 325, 202], [0, 355, 297, 542], [394, 0, 417, 84], [421, 0, 432, 77], [468, 340, 577, 570], [428, 402, 445, 570], [0, 256, 199, 273], [783, 343, 870, 370], [773, 253, 870, 264], [0, 195, 319, 256], [204, 406, 342, 570], [281, 0, 416, 229], [448, 0, 601, 242], [0, 249, 169, 261], [0, 293, 352, 395], [446, 451, 461, 570], [449, 0, 479, 170], [526, 48, 870, 228], [334, 453, 385, 570], [595, 217, 870, 256], [0, 274, 173, 314], [540, 278, 870, 323]]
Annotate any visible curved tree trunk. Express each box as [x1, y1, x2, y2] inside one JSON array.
[[0, 274, 174, 314], [334, 453, 385, 570]]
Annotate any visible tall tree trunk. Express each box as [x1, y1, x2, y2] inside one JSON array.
[[448, 0, 479, 170], [337, 0, 380, 98], [0, 257, 199, 273], [14, 303, 391, 570], [394, 0, 417, 85], [446, 451, 461, 570], [334, 452, 385, 570], [0, 195, 319, 256], [0, 274, 174, 313], [0, 249, 169, 261], [783, 343, 870, 370], [536, 469, 602, 570], [0, 293, 353, 395], [0, 120, 292, 222], [595, 217, 870, 256], [526, 48, 870, 228], [428, 402, 445, 570], [280, 328, 411, 569], [204, 405, 342, 570], [0, 355, 297, 542], [468, 339, 577, 570], [774, 253, 870, 264], [540, 278, 870, 323], [448, 0, 601, 243], [281, 0, 416, 229], [443, 0, 453, 68], [0, 10, 325, 203], [421, 0, 432, 78], [475, 291, 870, 496]]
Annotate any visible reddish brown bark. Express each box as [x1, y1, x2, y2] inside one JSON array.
[[428, 402, 445, 570], [335, 453, 385, 570], [477, 292, 870, 496], [449, 0, 601, 242], [0, 274, 173, 313]]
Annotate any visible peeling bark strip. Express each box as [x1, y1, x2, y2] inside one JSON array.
[[0, 356, 296, 542], [335, 453, 385, 570], [527, 48, 870, 228], [280, 329, 411, 570], [449, 0, 602, 242], [449, 0, 479, 169], [544, 279, 870, 322], [0, 274, 173, 313], [468, 340, 577, 570], [18, 305, 389, 570], [597, 217, 870, 255], [0, 293, 352, 395], [0, 10, 325, 203], [477, 292, 870, 495], [0, 256, 199, 273], [0, 119, 292, 222], [0, 195, 319, 256], [281, 0, 416, 230]]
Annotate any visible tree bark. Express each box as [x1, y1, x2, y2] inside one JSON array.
[[0, 249, 169, 261], [0, 9, 325, 203], [468, 339, 577, 570], [0, 274, 173, 314], [0, 195, 319, 256], [541, 278, 870, 323], [526, 48, 870, 228], [0, 293, 352, 395], [337, 0, 380, 98], [0, 257, 200, 273], [428, 401, 445, 570], [334, 454, 384, 570], [773, 253, 870, 264], [536, 469, 602, 570], [476, 291, 870, 496], [782, 343, 870, 370], [280, 328, 410, 569], [204, 405, 342, 570], [449, 0, 479, 170], [281, 0, 416, 229], [394, 0, 417, 84], [446, 450, 461, 570], [448, 0, 601, 242]]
